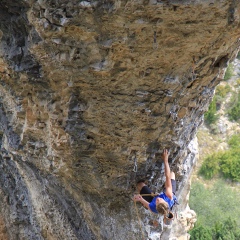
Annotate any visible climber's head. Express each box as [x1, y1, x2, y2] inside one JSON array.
[[156, 198, 169, 216]]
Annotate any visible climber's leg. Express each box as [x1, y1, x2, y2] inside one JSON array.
[[136, 181, 154, 203]]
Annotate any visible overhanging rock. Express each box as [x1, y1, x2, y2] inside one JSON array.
[[0, 0, 239, 239]]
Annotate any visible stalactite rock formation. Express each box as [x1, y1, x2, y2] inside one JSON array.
[[0, 0, 239, 239]]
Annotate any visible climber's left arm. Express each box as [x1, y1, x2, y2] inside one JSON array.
[[133, 194, 150, 210]]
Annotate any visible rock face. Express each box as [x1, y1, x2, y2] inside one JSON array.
[[0, 0, 239, 239]]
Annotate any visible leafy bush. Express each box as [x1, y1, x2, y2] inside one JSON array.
[[198, 153, 221, 179], [228, 134, 240, 148], [210, 85, 231, 112], [220, 149, 240, 182], [204, 84, 232, 125], [214, 95, 225, 112], [189, 219, 240, 240], [189, 223, 212, 240], [189, 180, 240, 229], [213, 218, 240, 240], [235, 78, 240, 86], [204, 96, 219, 125], [199, 134, 240, 181], [228, 92, 240, 121], [224, 63, 234, 80], [216, 84, 231, 98]]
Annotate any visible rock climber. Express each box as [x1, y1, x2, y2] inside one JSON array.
[[133, 149, 177, 220]]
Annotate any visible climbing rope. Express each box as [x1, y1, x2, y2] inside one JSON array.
[[140, 193, 159, 197], [134, 201, 145, 240], [133, 193, 158, 240]]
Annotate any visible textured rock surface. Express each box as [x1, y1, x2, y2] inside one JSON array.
[[0, 0, 239, 239]]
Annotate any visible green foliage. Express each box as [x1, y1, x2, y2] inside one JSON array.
[[224, 63, 234, 80], [204, 96, 219, 125], [214, 95, 224, 111], [235, 78, 240, 86], [204, 84, 232, 125], [189, 180, 240, 230], [198, 153, 221, 179], [191, 59, 240, 239], [189, 219, 240, 240], [213, 218, 240, 240], [199, 134, 240, 182], [216, 84, 231, 98], [220, 150, 240, 182], [228, 134, 240, 148], [228, 91, 240, 121], [189, 223, 212, 240]]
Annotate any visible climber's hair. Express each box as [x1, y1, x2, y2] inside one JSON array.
[[156, 201, 169, 216]]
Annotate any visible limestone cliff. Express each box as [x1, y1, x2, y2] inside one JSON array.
[[0, 0, 239, 239]]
